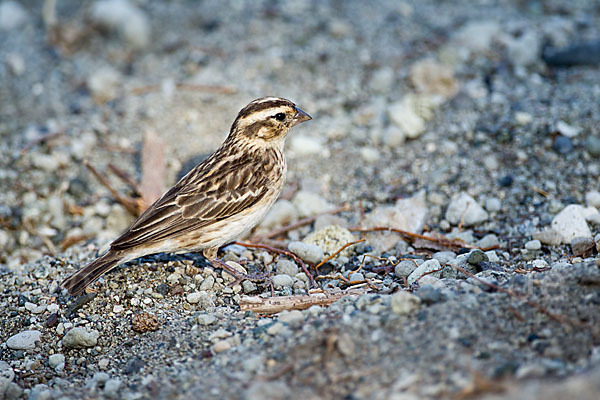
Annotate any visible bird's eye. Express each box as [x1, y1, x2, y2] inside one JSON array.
[[273, 113, 286, 121]]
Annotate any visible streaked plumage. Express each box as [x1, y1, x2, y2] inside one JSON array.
[[62, 97, 311, 295]]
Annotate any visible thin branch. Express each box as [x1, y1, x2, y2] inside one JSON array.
[[130, 83, 236, 96], [107, 163, 141, 196], [314, 238, 365, 270], [239, 288, 367, 314]]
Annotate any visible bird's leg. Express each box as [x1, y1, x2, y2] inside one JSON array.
[[209, 258, 273, 288]]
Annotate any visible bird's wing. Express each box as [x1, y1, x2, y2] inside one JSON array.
[[110, 151, 275, 251]]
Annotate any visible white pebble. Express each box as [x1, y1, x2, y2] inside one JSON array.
[[551, 205, 592, 244], [586, 191, 600, 208], [272, 274, 294, 289], [445, 192, 488, 226], [525, 240, 542, 251], [0, 1, 28, 31], [390, 292, 421, 315], [5, 330, 41, 350], [288, 241, 324, 264]]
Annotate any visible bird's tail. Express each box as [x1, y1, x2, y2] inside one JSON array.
[[61, 251, 123, 296]]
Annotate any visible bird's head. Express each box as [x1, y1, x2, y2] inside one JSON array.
[[229, 97, 311, 145]]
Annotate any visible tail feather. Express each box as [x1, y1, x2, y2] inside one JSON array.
[[61, 251, 123, 295]]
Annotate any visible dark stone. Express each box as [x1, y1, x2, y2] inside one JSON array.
[[155, 283, 170, 296], [543, 40, 600, 67], [467, 250, 488, 265], [585, 135, 600, 157], [552, 135, 573, 154], [46, 312, 59, 328], [17, 295, 30, 307], [497, 175, 513, 187]]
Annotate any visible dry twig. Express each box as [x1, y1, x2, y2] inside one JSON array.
[[239, 288, 367, 314], [314, 238, 365, 270]]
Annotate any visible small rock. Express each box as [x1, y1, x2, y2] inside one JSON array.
[[104, 378, 121, 397], [476, 234, 500, 249], [0, 1, 28, 31], [363, 190, 427, 252], [131, 312, 159, 333], [289, 135, 328, 157], [407, 259, 442, 285], [585, 135, 600, 157], [467, 250, 488, 265], [370, 67, 395, 94], [445, 192, 488, 226], [382, 126, 406, 147], [272, 274, 294, 289], [276, 259, 298, 276], [98, 359, 110, 370], [303, 225, 357, 257], [61, 327, 99, 349], [390, 291, 421, 315], [532, 229, 564, 246], [90, 0, 151, 49], [242, 280, 257, 293], [556, 120, 580, 138], [410, 58, 459, 100], [258, 200, 298, 230], [197, 313, 217, 326], [278, 310, 304, 325], [416, 284, 447, 304], [485, 251, 500, 263], [552, 135, 573, 154], [586, 191, 600, 208], [484, 197, 502, 212], [505, 31, 541, 67], [199, 275, 215, 291], [551, 205, 592, 244], [453, 20, 501, 53], [213, 340, 231, 353], [186, 291, 214, 309], [387, 95, 428, 139], [571, 236, 595, 257], [87, 65, 122, 102], [525, 240, 542, 251], [48, 354, 65, 370], [288, 241, 324, 264], [432, 251, 456, 265], [395, 260, 419, 278], [5, 330, 41, 350], [292, 191, 333, 218], [348, 272, 364, 282]]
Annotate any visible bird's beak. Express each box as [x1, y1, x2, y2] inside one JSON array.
[[292, 107, 312, 126]]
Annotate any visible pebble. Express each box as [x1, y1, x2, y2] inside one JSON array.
[[476, 234, 500, 249], [104, 378, 121, 397], [303, 225, 356, 257], [382, 126, 406, 147], [416, 284, 447, 304], [61, 327, 100, 348], [276, 259, 299, 277], [505, 30, 540, 67], [278, 310, 305, 325], [199, 275, 215, 291], [213, 340, 231, 353], [467, 250, 488, 265], [551, 205, 592, 244], [453, 20, 501, 53], [272, 274, 294, 289], [289, 135, 328, 156], [242, 280, 257, 293], [571, 236, 595, 256], [394, 260, 419, 278], [87, 65, 122, 102], [32, 153, 60, 172], [197, 313, 217, 326], [360, 146, 380, 163], [370, 67, 395, 93], [48, 354, 65, 370], [6, 330, 41, 350], [532, 229, 564, 246], [349, 272, 364, 282], [292, 191, 333, 218], [525, 239, 542, 251], [0, 1, 28, 31], [432, 251, 456, 265], [363, 190, 427, 252], [98, 359, 110, 370], [485, 250, 500, 263], [288, 241, 324, 264], [387, 95, 427, 139], [258, 200, 298, 230], [586, 191, 600, 208], [484, 197, 502, 212], [407, 259, 442, 285], [90, 0, 151, 49], [186, 291, 214, 309], [584, 135, 600, 157], [556, 120, 580, 138], [445, 192, 488, 226], [552, 135, 573, 154], [409, 58, 459, 100], [390, 291, 421, 315]]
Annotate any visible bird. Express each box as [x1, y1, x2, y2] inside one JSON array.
[[61, 97, 311, 295]]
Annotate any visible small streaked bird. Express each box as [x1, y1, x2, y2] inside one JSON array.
[[62, 97, 311, 295]]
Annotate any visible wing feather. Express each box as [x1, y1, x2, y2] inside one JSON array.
[[111, 149, 277, 251]]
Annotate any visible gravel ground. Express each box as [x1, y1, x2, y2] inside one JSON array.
[[1, 0, 600, 399]]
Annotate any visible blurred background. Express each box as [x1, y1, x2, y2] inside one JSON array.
[[1, 0, 599, 270]]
